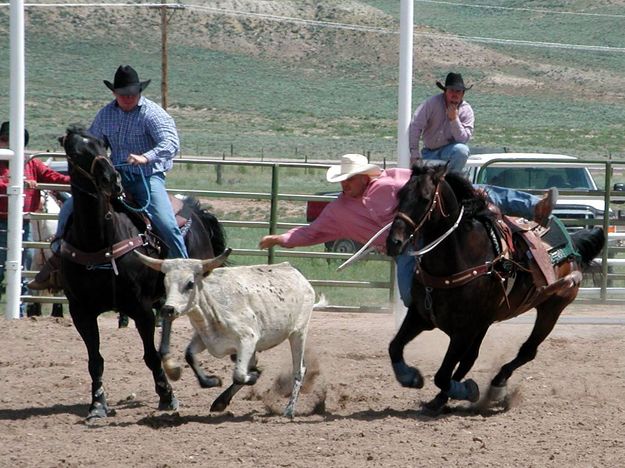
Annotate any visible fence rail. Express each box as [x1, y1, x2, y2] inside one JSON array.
[[10, 153, 625, 313]]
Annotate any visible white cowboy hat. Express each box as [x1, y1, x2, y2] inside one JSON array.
[[326, 154, 382, 183]]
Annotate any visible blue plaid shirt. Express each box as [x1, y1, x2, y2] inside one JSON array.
[[89, 96, 180, 176]]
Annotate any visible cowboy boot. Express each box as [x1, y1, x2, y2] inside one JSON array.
[[28, 252, 63, 291], [533, 187, 558, 227]]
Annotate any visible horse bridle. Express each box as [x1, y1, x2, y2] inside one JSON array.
[[68, 154, 117, 198], [394, 179, 448, 254]]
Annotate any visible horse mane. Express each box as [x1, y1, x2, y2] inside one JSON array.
[[403, 163, 493, 222]]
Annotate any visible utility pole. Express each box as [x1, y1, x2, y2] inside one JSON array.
[[154, 2, 186, 110], [160, 1, 168, 109]]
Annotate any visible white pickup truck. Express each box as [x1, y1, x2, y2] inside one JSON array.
[[463, 153, 618, 237]]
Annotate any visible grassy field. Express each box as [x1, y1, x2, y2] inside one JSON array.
[[1, 1, 625, 159]]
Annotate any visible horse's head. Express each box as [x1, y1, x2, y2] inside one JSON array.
[[386, 163, 456, 257], [60, 125, 122, 199]]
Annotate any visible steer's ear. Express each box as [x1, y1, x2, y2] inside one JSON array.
[[201, 247, 232, 275], [135, 251, 165, 272]]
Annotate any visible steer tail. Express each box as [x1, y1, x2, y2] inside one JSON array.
[[571, 227, 606, 268], [313, 294, 328, 310]]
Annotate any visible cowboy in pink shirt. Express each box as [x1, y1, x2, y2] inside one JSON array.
[[260, 156, 409, 253], [259, 154, 556, 306]]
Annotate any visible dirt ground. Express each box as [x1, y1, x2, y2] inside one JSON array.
[[1, 302, 625, 468]]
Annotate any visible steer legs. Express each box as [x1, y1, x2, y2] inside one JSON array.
[[284, 329, 308, 419]]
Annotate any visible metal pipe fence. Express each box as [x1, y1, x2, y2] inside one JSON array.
[[11, 153, 625, 311]]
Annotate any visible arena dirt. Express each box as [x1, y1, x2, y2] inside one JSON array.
[[1, 303, 624, 467]]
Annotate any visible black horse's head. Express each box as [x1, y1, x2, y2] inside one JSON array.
[[60, 125, 122, 199], [387, 162, 487, 257]]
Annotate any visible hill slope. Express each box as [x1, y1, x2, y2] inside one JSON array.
[[0, 0, 624, 158]]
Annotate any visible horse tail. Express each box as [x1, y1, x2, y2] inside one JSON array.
[[571, 227, 606, 267], [183, 197, 227, 257]]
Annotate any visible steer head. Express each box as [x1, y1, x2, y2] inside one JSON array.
[[135, 248, 232, 318]]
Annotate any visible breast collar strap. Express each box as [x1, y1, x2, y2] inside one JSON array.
[[60, 234, 150, 267]]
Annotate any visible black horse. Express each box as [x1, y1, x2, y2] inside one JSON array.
[[386, 163, 605, 414], [59, 126, 226, 419]]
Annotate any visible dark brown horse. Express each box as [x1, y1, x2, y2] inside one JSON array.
[[59, 126, 226, 419], [386, 163, 605, 414]]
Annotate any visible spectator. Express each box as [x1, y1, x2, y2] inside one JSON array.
[[0, 121, 70, 311], [409, 72, 474, 173]]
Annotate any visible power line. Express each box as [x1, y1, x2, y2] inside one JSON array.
[[2, 2, 624, 53], [414, 0, 625, 19], [186, 4, 395, 35], [419, 32, 625, 53]]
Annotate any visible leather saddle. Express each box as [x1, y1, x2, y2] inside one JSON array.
[[496, 215, 579, 288]]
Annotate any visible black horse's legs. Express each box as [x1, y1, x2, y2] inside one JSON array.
[[425, 330, 482, 413], [70, 308, 108, 419], [132, 305, 178, 411], [389, 306, 431, 389], [490, 299, 567, 398], [451, 326, 489, 382], [185, 333, 222, 388]]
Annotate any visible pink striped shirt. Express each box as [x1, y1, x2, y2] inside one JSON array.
[[280, 168, 411, 252]]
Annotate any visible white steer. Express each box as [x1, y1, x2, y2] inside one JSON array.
[[136, 248, 315, 418]]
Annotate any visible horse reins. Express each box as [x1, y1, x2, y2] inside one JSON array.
[[394, 179, 453, 255]]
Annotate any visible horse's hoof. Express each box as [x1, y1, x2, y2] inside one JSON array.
[[86, 401, 108, 420], [392, 362, 424, 389], [421, 393, 448, 417], [465, 379, 480, 403], [199, 375, 222, 389], [210, 399, 227, 412], [158, 395, 179, 411], [163, 356, 182, 381], [488, 384, 507, 403]]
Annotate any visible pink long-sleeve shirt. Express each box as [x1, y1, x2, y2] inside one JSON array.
[[408, 93, 474, 160], [280, 168, 411, 252]]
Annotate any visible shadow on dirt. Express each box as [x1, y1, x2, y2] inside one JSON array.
[[0, 403, 86, 420]]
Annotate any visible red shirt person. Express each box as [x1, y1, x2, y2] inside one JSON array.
[[0, 121, 70, 303]]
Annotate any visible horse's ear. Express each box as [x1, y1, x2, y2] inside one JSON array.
[[432, 162, 449, 183]]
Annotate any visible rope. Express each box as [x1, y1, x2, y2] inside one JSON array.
[[114, 163, 151, 213]]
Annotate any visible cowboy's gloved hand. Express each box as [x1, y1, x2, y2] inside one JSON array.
[[24, 179, 37, 189], [127, 153, 148, 166]]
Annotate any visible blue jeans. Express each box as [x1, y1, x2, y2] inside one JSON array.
[[395, 252, 415, 307], [479, 185, 539, 220], [421, 143, 470, 174], [56, 172, 188, 259], [394, 185, 540, 307]]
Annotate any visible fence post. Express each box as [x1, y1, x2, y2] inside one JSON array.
[[601, 160, 612, 300], [268, 163, 279, 265], [215, 164, 222, 185]]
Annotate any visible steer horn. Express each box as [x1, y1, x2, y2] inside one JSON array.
[[135, 251, 165, 272], [201, 247, 233, 274]]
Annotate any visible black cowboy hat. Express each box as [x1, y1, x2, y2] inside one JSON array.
[[436, 72, 472, 92], [103, 65, 151, 96], [0, 121, 29, 146]]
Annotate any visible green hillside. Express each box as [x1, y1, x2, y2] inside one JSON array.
[[1, 0, 624, 159]]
